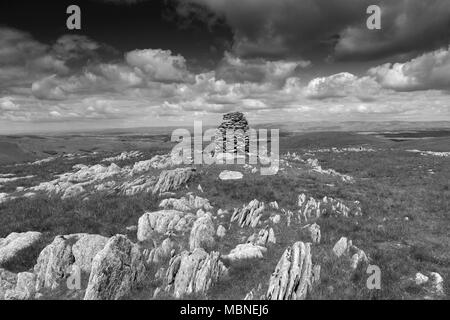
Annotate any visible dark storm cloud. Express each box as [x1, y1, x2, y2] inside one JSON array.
[[173, 0, 450, 62]]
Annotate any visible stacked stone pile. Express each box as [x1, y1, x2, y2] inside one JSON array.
[[215, 112, 250, 154]]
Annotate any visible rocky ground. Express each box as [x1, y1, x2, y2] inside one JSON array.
[[0, 131, 449, 300]]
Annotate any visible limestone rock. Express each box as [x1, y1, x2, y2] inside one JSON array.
[[160, 194, 213, 212], [332, 237, 368, 270], [266, 242, 318, 300], [6, 272, 36, 300], [332, 237, 351, 257], [144, 238, 177, 265], [137, 210, 194, 242], [0, 268, 17, 300], [152, 167, 197, 195], [222, 243, 267, 262], [0, 231, 43, 268], [219, 170, 243, 180], [34, 235, 80, 291], [247, 227, 276, 246], [166, 248, 227, 298], [84, 235, 146, 300], [305, 223, 321, 244], [72, 234, 108, 273], [189, 214, 216, 251], [216, 225, 227, 238], [231, 199, 265, 228], [298, 193, 362, 223]]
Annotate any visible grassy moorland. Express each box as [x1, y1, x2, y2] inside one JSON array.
[[0, 131, 449, 300]]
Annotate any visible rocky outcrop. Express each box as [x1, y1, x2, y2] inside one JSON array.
[[414, 272, 445, 298], [332, 237, 368, 270], [222, 243, 267, 262], [166, 248, 228, 298], [137, 210, 195, 242], [304, 223, 321, 244], [266, 242, 319, 300], [0, 232, 43, 268], [159, 194, 213, 212], [247, 227, 276, 246], [144, 238, 177, 265], [152, 167, 197, 195], [34, 235, 79, 291], [0, 268, 17, 300], [297, 193, 362, 223], [72, 234, 108, 273], [189, 214, 216, 251], [4, 272, 36, 300], [129, 154, 183, 175], [84, 235, 146, 300], [231, 199, 265, 228], [34, 233, 108, 292]]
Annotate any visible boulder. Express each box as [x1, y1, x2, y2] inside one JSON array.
[[0, 268, 17, 300], [305, 223, 321, 244], [144, 238, 177, 265], [166, 248, 227, 298], [0, 231, 43, 268], [159, 194, 213, 212], [222, 243, 267, 262], [84, 235, 146, 300], [34, 235, 80, 291], [137, 210, 194, 242], [219, 170, 243, 180], [266, 242, 319, 300], [152, 167, 197, 195], [231, 199, 265, 228], [72, 234, 108, 273], [247, 227, 276, 246], [189, 214, 216, 251], [216, 225, 227, 238]]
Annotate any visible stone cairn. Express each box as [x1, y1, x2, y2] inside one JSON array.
[[215, 112, 250, 154]]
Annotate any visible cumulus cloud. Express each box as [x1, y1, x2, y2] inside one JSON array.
[[368, 46, 450, 91], [304, 73, 381, 100], [125, 49, 192, 82], [216, 52, 310, 84]]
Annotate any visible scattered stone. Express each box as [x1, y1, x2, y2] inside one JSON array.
[[219, 170, 243, 180], [166, 248, 228, 298], [0, 231, 43, 268], [216, 225, 227, 238], [270, 214, 281, 224], [332, 237, 368, 269], [266, 242, 318, 300], [84, 235, 146, 300], [6, 272, 36, 300], [231, 199, 265, 228], [269, 201, 279, 209], [126, 225, 138, 232], [415, 272, 429, 285], [298, 193, 362, 223]]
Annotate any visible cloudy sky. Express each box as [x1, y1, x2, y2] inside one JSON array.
[[0, 0, 449, 133]]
